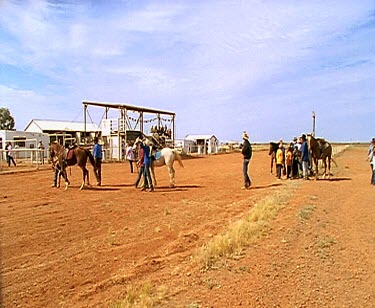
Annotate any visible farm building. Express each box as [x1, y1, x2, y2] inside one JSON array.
[[184, 134, 219, 154], [0, 130, 49, 162], [24, 119, 100, 145], [174, 139, 184, 150]]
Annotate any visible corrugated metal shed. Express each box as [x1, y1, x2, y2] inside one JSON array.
[[24, 119, 100, 133]]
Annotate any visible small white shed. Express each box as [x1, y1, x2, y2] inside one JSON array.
[[184, 134, 219, 154]]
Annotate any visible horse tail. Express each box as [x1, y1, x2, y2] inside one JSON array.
[[331, 157, 338, 167], [173, 149, 184, 168]]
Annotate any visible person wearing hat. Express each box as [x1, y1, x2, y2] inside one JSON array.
[[300, 134, 309, 180], [140, 136, 154, 192], [241, 131, 252, 189], [93, 137, 103, 186]]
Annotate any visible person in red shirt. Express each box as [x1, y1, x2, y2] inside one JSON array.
[[134, 143, 147, 189]]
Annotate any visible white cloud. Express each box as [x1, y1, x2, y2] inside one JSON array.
[[0, 0, 373, 140]]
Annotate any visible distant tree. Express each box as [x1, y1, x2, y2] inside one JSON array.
[[0, 107, 15, 130]]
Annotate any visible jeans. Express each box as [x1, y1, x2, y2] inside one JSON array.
[[276, 164, 283, 179], [143, 163, 153, 189], [53, 164, 68, 186], [286, 165, 292, 179], [302, 161, 309, 178], [292, 159, 300, 178], [128, 160, 134, 173], [135, 166, 145, 188], [6, 154, 16, 167], [94, 158, 102, 183], [243, 159, 251, 187]]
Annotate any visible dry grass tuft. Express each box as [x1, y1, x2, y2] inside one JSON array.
[[110, 281, 168, 308], [196, 188, 294, 270], [298, 204, 316, 220]]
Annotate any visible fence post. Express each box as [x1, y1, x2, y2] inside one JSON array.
[[35, 149, 39, 170]]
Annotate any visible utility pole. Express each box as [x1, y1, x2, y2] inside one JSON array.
[[312, 111, 316, 136]]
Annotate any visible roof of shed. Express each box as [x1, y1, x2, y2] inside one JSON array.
[[25, 119, 100, 132], [185, 134, 218, 140]]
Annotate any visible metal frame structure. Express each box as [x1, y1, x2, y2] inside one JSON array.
[[82, 100, 176, 160]]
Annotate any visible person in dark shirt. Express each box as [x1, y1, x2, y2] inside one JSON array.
[[300, 134, 310, 180], [140, 137, 154, 192], [241, 131, 252, 189]]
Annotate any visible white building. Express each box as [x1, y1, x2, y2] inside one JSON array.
[[173, 139, 184, 149], [0, 130, 50, 160], [184, 134, 219, 154], [24, 119, 100, 145]]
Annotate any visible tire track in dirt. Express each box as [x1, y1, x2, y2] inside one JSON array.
[[2, 147, 373, 307], [161, 146, 375, 307]]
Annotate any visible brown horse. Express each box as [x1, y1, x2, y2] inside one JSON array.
[[307, 134, 337, 179], [49, 142, 99, 190]]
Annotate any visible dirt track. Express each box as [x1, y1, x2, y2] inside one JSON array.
[[1, 146, 374, 307]]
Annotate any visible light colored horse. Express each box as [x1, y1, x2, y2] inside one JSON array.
[[134, 136, 184, 187], [307, 134, 337, 179]]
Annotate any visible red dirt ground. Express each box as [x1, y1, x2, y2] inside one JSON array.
[[1, 146, 374, 307]]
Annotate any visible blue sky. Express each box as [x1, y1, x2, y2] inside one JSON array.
[[0, 0, 374, 142]]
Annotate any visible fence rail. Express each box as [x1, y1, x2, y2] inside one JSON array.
[[0, 149, 47, 172]]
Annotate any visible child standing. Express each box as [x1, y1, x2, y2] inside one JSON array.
[[286, 145, 293, 179], [276, 143, 284, 180]]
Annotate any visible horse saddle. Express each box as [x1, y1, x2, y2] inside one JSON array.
[[66, 149, 75, 160], [155, 151, 162, 160], [65, 148, 77, 165]]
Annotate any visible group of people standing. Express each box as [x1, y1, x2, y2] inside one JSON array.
[[91, 136, 154, 192], [50, 136, 155, 191], [241, 132, 311, 190], [134, 137, 154, 192], [275, 134, 310, 180], [122, 139, 154, 191], [275, 135, 310, 181]]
